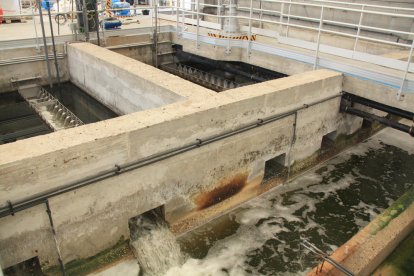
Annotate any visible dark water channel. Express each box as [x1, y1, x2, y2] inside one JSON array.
[[167, 129, 414, 275], [0, 82, 117, 144]]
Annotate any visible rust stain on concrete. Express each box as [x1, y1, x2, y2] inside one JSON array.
[[196, 173, 248, 210]]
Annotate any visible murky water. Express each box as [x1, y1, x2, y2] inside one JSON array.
[[166, 129, 414, 276]]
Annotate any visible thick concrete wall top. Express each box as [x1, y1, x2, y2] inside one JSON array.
[[0, 69, 342, 268], [67, 43, 215, 115]]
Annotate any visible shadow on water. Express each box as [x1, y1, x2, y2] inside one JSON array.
[[174, 141, 414, 275]]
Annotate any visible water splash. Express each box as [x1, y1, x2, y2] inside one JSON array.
[[129, 211, 184, 276]]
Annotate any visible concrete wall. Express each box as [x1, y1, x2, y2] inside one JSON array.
[[0, 45, 69, 93], [67, 43, 186, 115], [0, 48, 342, 269], [172, 33, 414, 114]]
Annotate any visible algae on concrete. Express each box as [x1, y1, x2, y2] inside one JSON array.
[[373, 231, 414, 276]]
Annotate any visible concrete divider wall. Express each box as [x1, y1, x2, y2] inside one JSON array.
[[68, 43, 187, 115], [0, 44, 342, 270]]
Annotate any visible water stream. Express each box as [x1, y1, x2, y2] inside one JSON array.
[[129, 211, 184, 276], [127, 128, 414, 276]]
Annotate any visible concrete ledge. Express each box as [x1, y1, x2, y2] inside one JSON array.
[[307, 186, 414, 276]]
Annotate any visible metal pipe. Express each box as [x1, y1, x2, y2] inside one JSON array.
[[343, 93, 414, 120], [82, 0, 90, 41], [343, 106, 414, 137], [47, 4, 62, 90], [45, 200, 66, 276], [314, 5, 324, 70], [0, 93, 342, 218], [36, 0, 54, 89], [94, 2, 101, 46]]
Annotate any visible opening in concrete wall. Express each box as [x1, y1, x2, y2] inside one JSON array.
[[263, 153, 287, 182], [3, 256, 42, 276], [128, 206, 184, 275], [320, 131, 338, 153]]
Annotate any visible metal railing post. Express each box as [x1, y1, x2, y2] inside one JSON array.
[[217, 0, 221, 25], [352, 5, 365, 58], [181, 0, 185, 35], [196, 0, 200, 48], [259, 0, 263, 29], [397, 40, 414, 100], [314, 5, 325, 70], [176, 0, 179, 34], [285, 0, 292, 37], [247, 0, 253, 59], [279, 2, 284, 36]]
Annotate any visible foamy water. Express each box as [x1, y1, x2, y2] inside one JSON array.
[[167, 129, 414, 275]]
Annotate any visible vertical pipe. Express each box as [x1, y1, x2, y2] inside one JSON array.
[[82, 0, 90, 41], [47, 2, 61, 89], [45, 201, 66, 276], [36, 0, 53, 88], [397, 40, 414, 100], [352, 5, 365, 58], [314, 6, 324, 70], [196, 0, 199, 48], [94, 3, 101, 46], [57, 0, 60, 35], [286, 112, 297, 182]]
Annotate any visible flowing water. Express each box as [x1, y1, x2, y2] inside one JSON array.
[[162, 128, 414, 276], [129, 211, 184, 276], [126, 128, 414, 276]]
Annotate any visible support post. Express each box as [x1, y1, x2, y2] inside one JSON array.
[[314, 6, 324, 70]]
